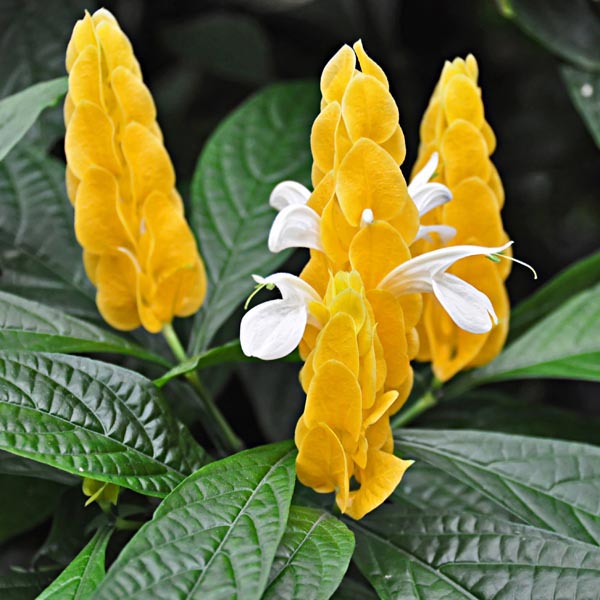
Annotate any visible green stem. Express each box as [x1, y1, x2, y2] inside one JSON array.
[[162, 324, 243, 454], [390, 390, 437, 429], [114, 517, 144, 531]]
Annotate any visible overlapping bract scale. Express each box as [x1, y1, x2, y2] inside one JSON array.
[[411, 55, 510, 380], [296, 272, 412, 519], [64, 9, 206, 332]]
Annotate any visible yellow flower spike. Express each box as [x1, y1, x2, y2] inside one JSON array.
[[353, 40, 388, 88], [320, 44, 356, 105], [312, 313, 360, 377], [310, 102, 341, 174], [411, 54, 513, 380], [65, 9, 206, 332]]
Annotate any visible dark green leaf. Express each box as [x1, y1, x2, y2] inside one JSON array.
[[93, 442, 296, 600], [561, 66, 600, 149], [162, 13, 274, 84], [457, 282, 600, 393], [0, 351, 208, 496], [189, 81, 318, 354], [0, 78, 67, 161], [499, 0, 600, 71], [331, 577, 378, 600], [509, 250, 600, 341], [0, 291, 169, 366], [0, 475, 64, 544], [263, 506, 354, 600], [394, 429, 600, 544], [391, 462, 515, 521], [0, 571, 58, 600], [0, 146, 98, 322], [353, 507, 600, 600], [0, 450, 76, 484], [38, 526, 112, 600]]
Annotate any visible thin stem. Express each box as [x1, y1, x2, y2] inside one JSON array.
[[391, 390, 437, 429], [162, 323, 243, 454]]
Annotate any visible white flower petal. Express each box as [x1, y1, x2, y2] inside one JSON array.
[[240, 299, 308, 359], [415, 224, 457, 244], [408, 152, 439, 193], [268, 204, 323, 253], [378, 241, 513, 295], [411, 183, 453, 216], [269, 181, 311, 211], [257, 272, 321, 305], [432, 273, 497, 334]]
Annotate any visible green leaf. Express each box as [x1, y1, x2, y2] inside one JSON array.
[[0, 450, 76, 484], [0, 146, 98, 322], [263, 506, 354, 600], [352, 507, 600, 600], [561, 66, 600, 149], [0, 291, 169, 366], [391, 461, 515, 521], [0, 475, 65, 543], [447, 282, 600, 393], [0, 351, 208, 496], [189, 81, 318, 354], [331, 577, 378, 600], [0, 78, 67, 161], [92, 442, 296, 600], [415, 391, 600, 444], [38, 526, 112, 600], [509, 250, 600, 341], [394, 429, 600, 544], [499, 0, 600, 70], [0, 572, 58, 600]]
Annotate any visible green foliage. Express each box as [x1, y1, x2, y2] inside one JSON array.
[[352, 508, 600, 600], [394, 429, 600, 544], [37, 526, 112, 600], [0, 78, 67, 161], [93, 442, 296, 600], [561, 67, 600, 149], [189, 81, 318, 353], [0, 291, 168, 366], [0, 571, 59, 600], [263, 506, 354, 600], [0, 352, 208, 496]]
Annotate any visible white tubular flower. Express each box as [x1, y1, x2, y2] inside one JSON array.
[[268, 181, 323, 253], [378, 242, 514, 334], [240, 273, 321, 360], [408, 152, 456, 244]]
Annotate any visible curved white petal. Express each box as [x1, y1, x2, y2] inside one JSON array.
[[432, 273, 497, 334], [269, 181, 311, 211], [378, 242, 513, 295], [411, 183, 453, 216], [240, 299, 308, 359], [252, 272, 321, 305], [268, 204, 323, 253], [408, 152, 439, 193], [415, 224, 457, 244]]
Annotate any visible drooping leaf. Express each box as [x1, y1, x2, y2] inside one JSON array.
[[391, 461, 515, 521], [0, 78, 67, 161], [0, 146, 98, 322], [189, 81, 318, 354], [0, 291, 169, 366], [93, 442, 296, 600], [0, 571, 59, 600], [0, 450, 76, 484], [263, 506, 354, 600], [394, 428, 600, 544], [509, 250, 600, 340], [498, 0, 600, 71], [37, 526, 112, 600], [561, 66, 600, 149], [0, 0, 87, 146], [0, 475, 65, 544], [0, 351, 208, 497], [352, 507, 600, 600], [446, 282, 600, 396]]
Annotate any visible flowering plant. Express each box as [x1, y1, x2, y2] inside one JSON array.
[[0, 3, 599, 599]]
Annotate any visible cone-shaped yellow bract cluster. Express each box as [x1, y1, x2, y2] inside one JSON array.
[[296, 271, 413, 519], [64, 9, 206, 333], [411, 55, 510, 381], [294, 42, 421, 517]]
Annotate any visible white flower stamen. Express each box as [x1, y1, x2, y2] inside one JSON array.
[[361, 208, 374, 226]]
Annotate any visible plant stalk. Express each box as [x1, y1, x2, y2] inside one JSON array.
[[391, 390, 437, 429]]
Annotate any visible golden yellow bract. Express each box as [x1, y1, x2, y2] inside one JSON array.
[[296, 271, 413, 520], [64, 9, 206, 333], [412, 55, 510, 381]]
